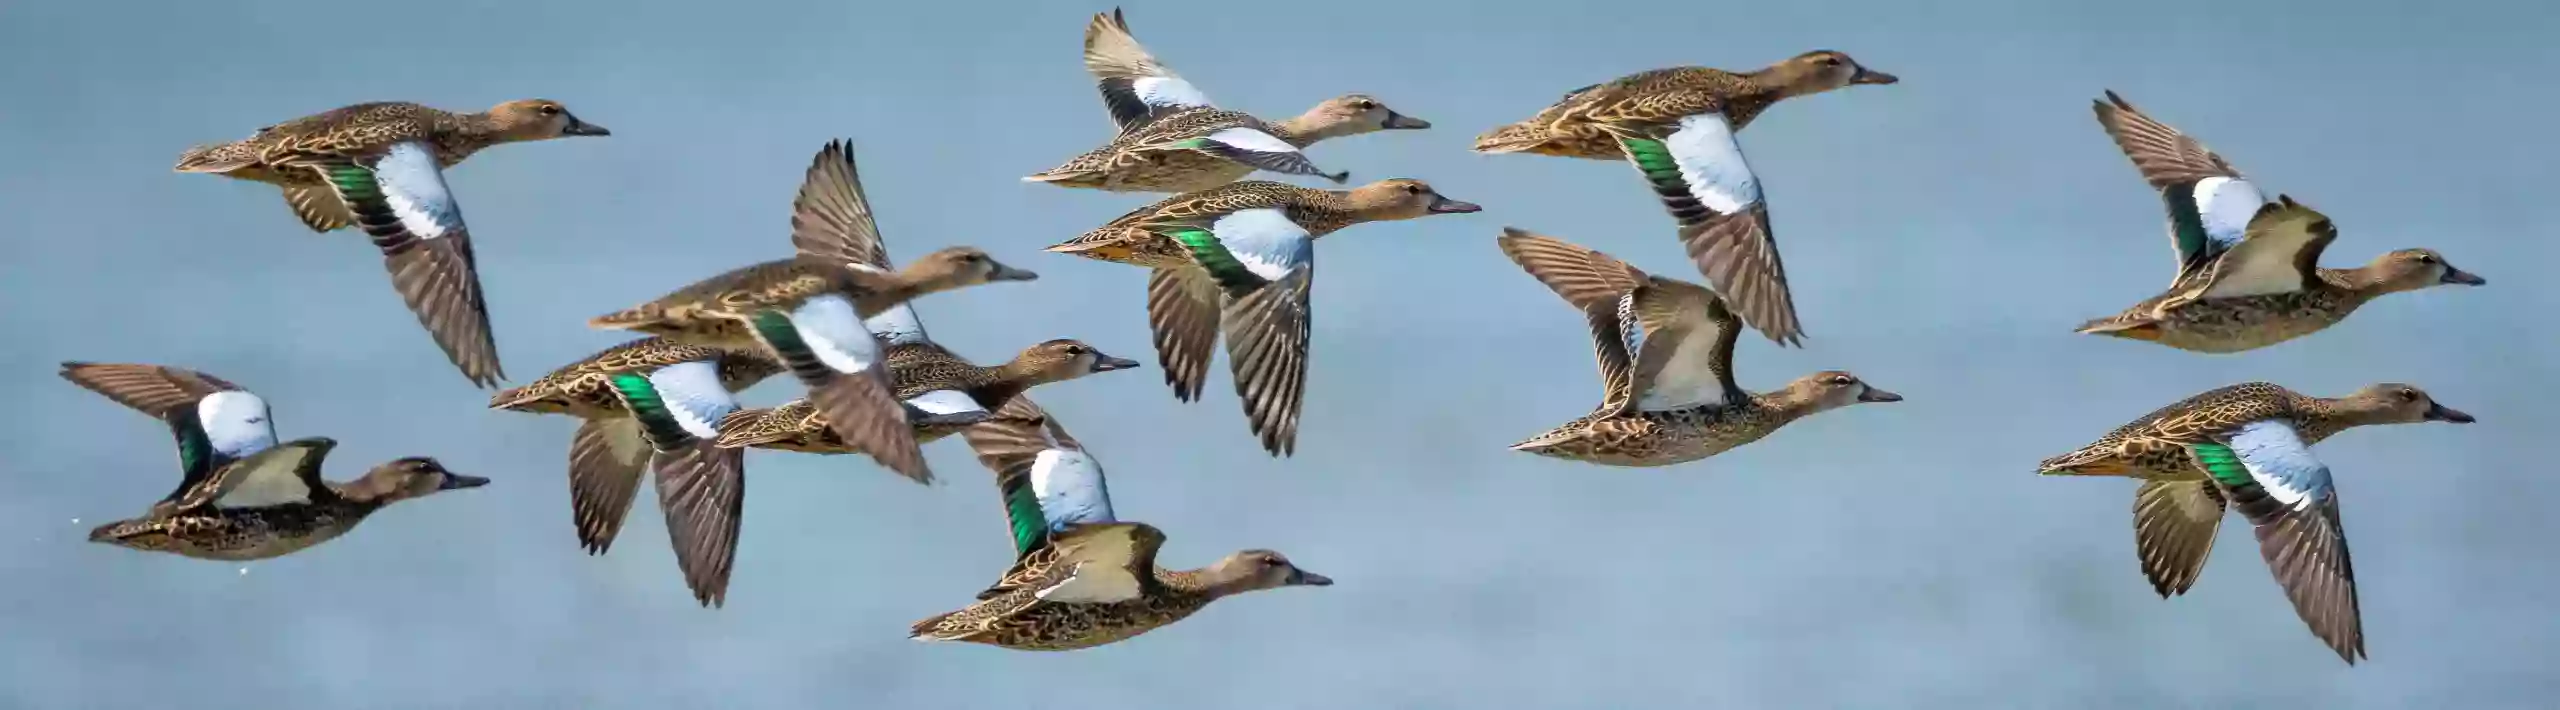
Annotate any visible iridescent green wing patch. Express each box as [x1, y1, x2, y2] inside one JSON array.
[[611, 372, 690, 450], [2188, 442, 2252, 488]]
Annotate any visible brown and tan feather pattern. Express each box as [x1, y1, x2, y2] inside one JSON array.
[[2091, 90, 2242, 190], [282, 185, 356, 232], [2224, 474, 2363, 663], [1081, 7, 1193, 131], [370, 218, 502, 387], [2131, 479, 2225, 597], [2035, 382, 2295, 478], [789, 139, 893, 270], [1675, 205, 1798, 347], [1222, 268, 1314, 456], [651, 441, 747, 608], [567, 417, 652, 554], [1146, 267, 1222, 402], [56, 362, 245, 418]]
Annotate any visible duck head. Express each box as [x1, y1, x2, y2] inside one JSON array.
[[896, 247, 1040, 294], [1289, 93, 1432, 142], [1205, 549, 1333, 597], [2338, 383, 2474, 425], [357, 457, 490, 504], [1005, 339, 1143, 385], [1757, 50, 1899, 97], [2361, 248, 2485, 293], [1344, 178, 1480, 221], [486, 99, 610, 141], [1786, 370, 1903, 412]]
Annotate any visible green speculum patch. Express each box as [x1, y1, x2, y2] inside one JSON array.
[[1621, 137, 1684, 191], [1168, 228, 1260, 293], [2188, 443, 2252, 488], [1005, 486, 1046, 557], [612, 373, 689, 448]]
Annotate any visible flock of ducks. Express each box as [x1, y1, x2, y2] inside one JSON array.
[[63, 9, 2485, 659]]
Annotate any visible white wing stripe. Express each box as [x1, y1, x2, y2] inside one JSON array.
[[1666, 113, 1762, 214]]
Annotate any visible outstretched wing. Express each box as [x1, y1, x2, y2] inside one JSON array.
[[2131, 479, 2226, 597], [1621, 279, 1745, 412], [2186, 196, 2336, 301], [788, 139, 893, 271], [59, 362, 279, 507], [1031, 522, 1168, 604], [962, 397, 1117, 560], [1614, 115, 1800, 346], [171, 437, 340, 513], [2190, 420, 2363, 664], [2091, 91, 2262, 281], [1083, 8, 1215, 131], [310, 141, 503, 388]]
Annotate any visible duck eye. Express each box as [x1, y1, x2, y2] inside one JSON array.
[[1831, 375, 1853, 385], [2415, 254, 2437, 264], [538, 104, 562, 116], [1403, 184, 1424, 195], [2398, 388, 2420, 400], [1065, 345, 1088, 355], [1353, 99, 1376, 110], [1820, 56, 1842, 66]]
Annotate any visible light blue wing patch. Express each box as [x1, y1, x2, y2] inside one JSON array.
[[1133, 76, 1213, 115], [1208, 208, 1314, 282], [194, 390, 278, 461], [901, 389, 989, 428], [862, 302, 931, 347], [2228, 420, 2333, 510], [2190, 176, 2264, 253], [790, 294, 883, 375], [1665, 113, 1762, 213], [1031, 430, 1115, 530], [648, 361, 743, 440], [372, 141, 467, 239]]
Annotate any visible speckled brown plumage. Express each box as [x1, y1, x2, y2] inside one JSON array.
[[715, 340, 1138, 453], [86, 441, 485, 562], [908, 398, 1331, 651], [174, 99, 608, 231], [1498, 230, 1899, 467], [1049, 181, 1366, 268], [1471, 50, 1896, 160], [2035, 379, 2476, 657], [1026, 109, 1345, 193]]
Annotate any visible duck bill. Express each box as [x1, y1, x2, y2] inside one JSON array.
[[440, 474, 493, 490], [2440, 267, 2486, 286], [1381, 111, 1431, 130], [560, 115, 611, 137], [1850, 68, 1900, 85], [1857, 387, 1904, 403], [1426, 196, 1482, 214], [1090, 355, 1142, 373], [2424, 403, 2476, 423], [989, 263, 1041, 282], [1287, 569, 1334, 587]]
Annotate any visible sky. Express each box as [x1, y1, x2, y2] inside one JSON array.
[[3, 0, 2556, 707]]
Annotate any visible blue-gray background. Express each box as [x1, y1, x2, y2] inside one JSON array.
[[4, 0, 2554, 707]]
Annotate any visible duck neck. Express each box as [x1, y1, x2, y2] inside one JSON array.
[[1156, 566, 1251, 599], [963, 360, 1049, 406], [1272, 109, 1352, 147], [1751, 389, 1828, 424], [435, 111, 516, 160], [2290, 396, 2380, 444]]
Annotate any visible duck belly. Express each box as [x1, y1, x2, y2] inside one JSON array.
[[2145, 294, 2354, 353]]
